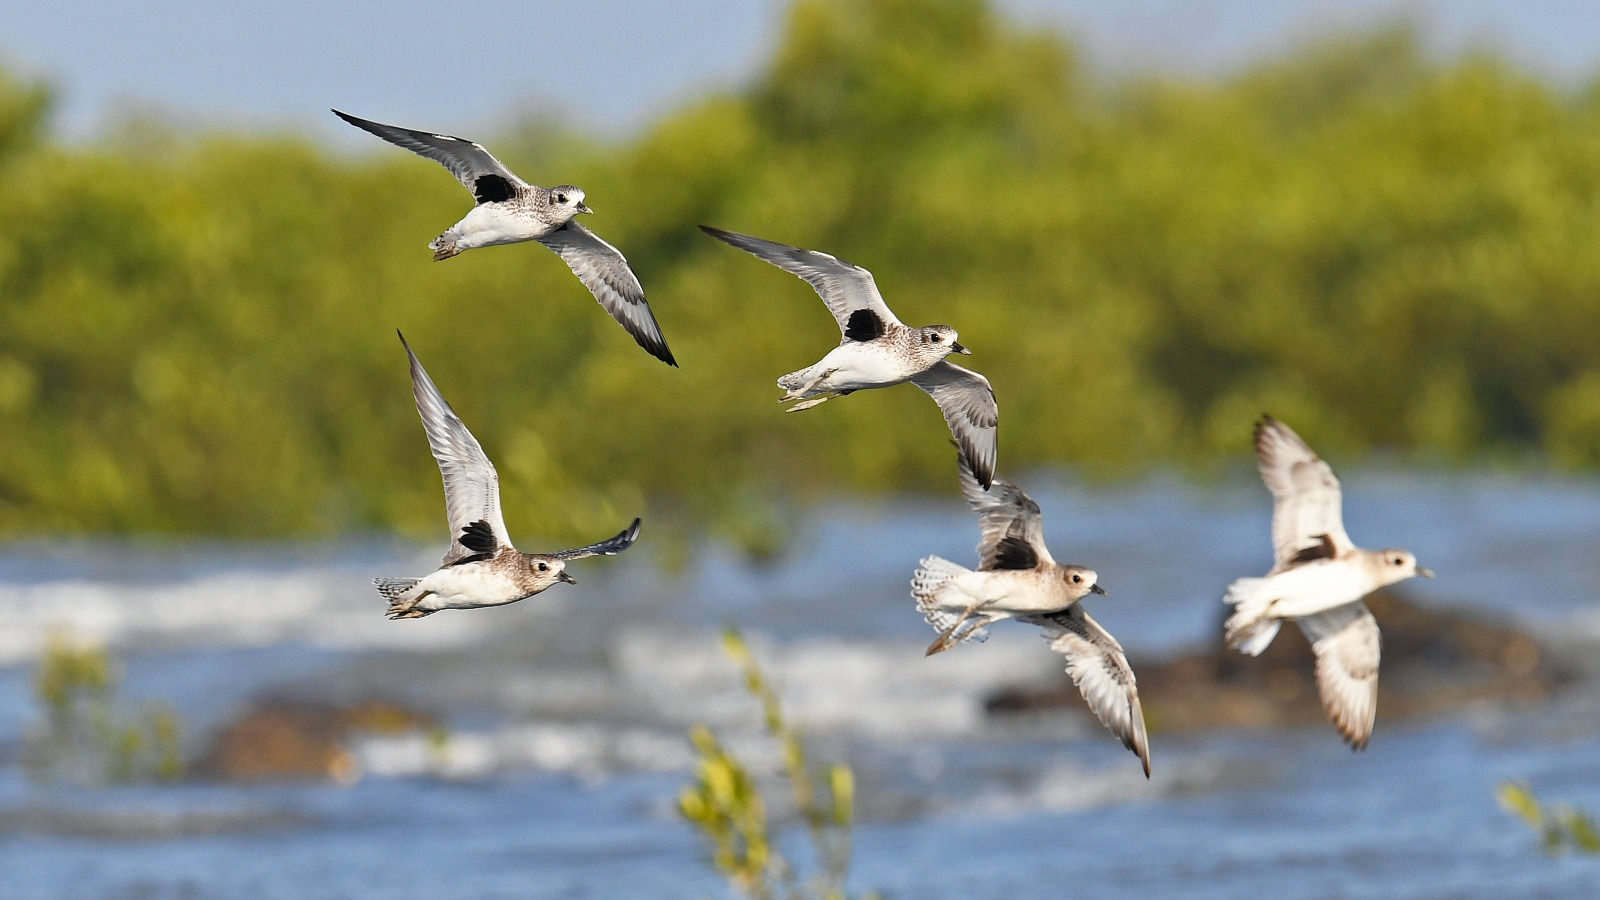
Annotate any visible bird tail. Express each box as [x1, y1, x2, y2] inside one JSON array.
[[911, 556, 988, 644], [429, 230, 461, 260], [776, 366, 814, 396], [373, 577, 428, 619], [1223, 576, 1281, 655]]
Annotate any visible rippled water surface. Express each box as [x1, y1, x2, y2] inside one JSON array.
[[2, 472, 1598, 898]]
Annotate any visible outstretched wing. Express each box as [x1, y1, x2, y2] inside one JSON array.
[[1030, 605, 1151, 778], [1295, 600, 1380, 750], [397, 331, 512, 564], [700, 226, 903, 337], [333, 109, 528, 202], [1254, 416, 1353, 572], [913, 362, 998, 491], [953, 450, 1050, 570], [551, 518, 642, 561], [537, 222, 676, 366]]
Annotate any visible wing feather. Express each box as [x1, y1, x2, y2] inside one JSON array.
[[551, 518, 642, 561], [1255, 416, 1353, 571], [333, 109, 527, 195], [538, 222, 676, 365], [397, 332, 512, 564], [1295, 601, 1380, 750], [700, 226, 903, 335], [1030, 605, 1151, 777], [914, 362, 998, 491], [953, 451, 1049, 569]]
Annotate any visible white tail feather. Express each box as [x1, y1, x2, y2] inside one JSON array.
[[373, 576, 419, 601], [911, 556, 989, 644], [1223, 576, 1282, 655]]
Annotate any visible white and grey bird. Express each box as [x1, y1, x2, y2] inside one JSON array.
[[373, 331, 642, 619], [911, 452, 1150, 776], [333, 110, 676, 366], [1223, 415, 1434, 749], [701, 226, 998, 488]]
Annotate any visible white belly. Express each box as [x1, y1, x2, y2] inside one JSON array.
[[1262, 559, 1373, 618], [941, 570, 1060, 614], [808, 342, 921, 391], [415, 564, 527, 610], [450, 204, 549, 251]]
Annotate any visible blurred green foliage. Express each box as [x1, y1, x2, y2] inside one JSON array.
[[1498, 781, 1600, 854], [3, 0, 1600, 542], [679, 626, 865, 899], [25, 634, 184, 784]]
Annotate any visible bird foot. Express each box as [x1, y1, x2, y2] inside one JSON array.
[[925, 603, 993, 656], [784, 394, 836, 412]]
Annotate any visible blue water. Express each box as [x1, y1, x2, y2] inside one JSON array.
[[1, 472, 1598, 898]]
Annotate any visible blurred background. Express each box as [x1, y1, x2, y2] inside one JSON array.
[[2, 1, 1599, 896]]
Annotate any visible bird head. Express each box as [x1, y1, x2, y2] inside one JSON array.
[[1061, 566, 1105, 598], [1377, 549, 1432, 583], [550, 185, 591, 217], [921, 325, 969, 356]]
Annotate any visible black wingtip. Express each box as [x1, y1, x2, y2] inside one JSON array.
[[698, 224, 744, 249], [647, 341, 679, 367]]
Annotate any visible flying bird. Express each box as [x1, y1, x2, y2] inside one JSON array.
[[333, 109, 675, 366], [1223, 415, 1435, 749], [700, 225, 998, 489], [912, 451, 1149, 776], [374, 331, 642, 619]]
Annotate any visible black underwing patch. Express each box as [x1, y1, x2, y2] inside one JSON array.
[[459, 519, 498, 554], [843, 309, 885, 342], [988, 535, 1039, 571], [473, 174, 516, 204], [1288, 533, 1337, 565]]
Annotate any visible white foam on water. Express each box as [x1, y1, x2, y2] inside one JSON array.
[[0, 552, 511, 666], [607, 626, 1063, 742], [354, 722, 694, 781]]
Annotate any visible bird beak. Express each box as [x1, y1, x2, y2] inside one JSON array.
[[558, 571, 577, 584], [576, 203, 593, 215], [1416, 566, 1435, 579], [951, 342, 972, 355], [1090, 583, 1107, 595]]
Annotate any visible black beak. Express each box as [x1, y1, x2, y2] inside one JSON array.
[[1089, 583, 1107, 595], [951, 342, 972, 355], [576, 203, 593, 215], [558, 571, 577, 584]]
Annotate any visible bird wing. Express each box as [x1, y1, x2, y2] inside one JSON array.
[[332, 109, 528, 196], [537, 221, 676, 366], [700, 226, 903, 336], [397, 331, 512, 565], [1295, 600, 1380, 750], [1254, 416, 1353, 572], [550, 518, 642, 560], [951, 444, 1046, 569], [914, 362, 999, 492], [1032, 605, 1151, 777]]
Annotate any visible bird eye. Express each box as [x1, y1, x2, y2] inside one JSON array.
[[555, 193, 567, 204], [1392, 557, 1404, 566], [538, 562, 549, 571], [1070, 573, 1082, 583], [931, 333, 942, 343]]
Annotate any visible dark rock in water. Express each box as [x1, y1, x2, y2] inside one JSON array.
[[192, 699, 434, 783], [985, 589, 1579, 737]]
